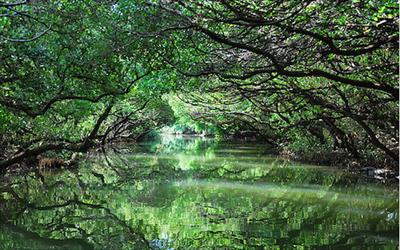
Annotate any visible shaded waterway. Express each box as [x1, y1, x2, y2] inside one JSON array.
[[0, 136, 398, 249]]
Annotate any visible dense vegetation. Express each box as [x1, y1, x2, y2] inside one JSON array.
[[0, 0, 398, 171]]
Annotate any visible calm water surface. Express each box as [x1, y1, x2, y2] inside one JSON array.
[[0, 136, 398, 249]]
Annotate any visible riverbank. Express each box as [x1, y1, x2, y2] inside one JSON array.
[[2, 133, 397, 183], [280, 147, 399, 181]]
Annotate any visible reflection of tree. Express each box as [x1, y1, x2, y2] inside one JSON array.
[[96, 145, 185, 186], [0, 181, 152, 249], [0, 222, 93, 250], [165, 177, 398, 249], [0, 138, 398, 249], [145, 136, 218, 155]]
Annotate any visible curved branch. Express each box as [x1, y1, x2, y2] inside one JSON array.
[[196, 26, 398, 97]]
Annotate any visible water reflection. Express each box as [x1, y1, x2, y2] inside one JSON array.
[[0, 136, 398, 249]]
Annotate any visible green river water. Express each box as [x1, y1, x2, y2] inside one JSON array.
[[0, 136, 398, 249]]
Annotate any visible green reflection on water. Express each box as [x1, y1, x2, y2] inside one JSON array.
[[0, 136, 398, 249]]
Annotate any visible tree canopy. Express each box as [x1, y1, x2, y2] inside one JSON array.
[[0, 0, 398, 170]]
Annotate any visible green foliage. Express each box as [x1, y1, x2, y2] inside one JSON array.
[[162, 95, 219, 135], [0, 0, 398, 168], [0, 1, 180, 164]]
